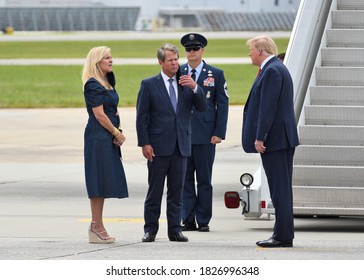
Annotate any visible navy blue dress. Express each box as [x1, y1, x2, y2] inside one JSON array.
[[83, 77, 128, 199]]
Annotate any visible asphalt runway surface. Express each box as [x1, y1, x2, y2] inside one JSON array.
[[1, 107, 363, 262]]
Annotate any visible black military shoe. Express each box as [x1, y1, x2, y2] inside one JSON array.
[[181, 221, 197, 231], [198, 224, 210, 232]]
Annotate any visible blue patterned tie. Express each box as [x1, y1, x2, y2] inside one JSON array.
[[168, 78, 177, 112]]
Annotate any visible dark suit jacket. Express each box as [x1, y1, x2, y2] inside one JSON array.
[[136, 73, 207, 157], [242, 57, 299, 153], [180, 61, 229, 144]]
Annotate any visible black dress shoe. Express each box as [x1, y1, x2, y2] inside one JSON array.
[[256, 238, 293, 248], [142, 232, 156, 242], [198, 224, 210, 232], [181, 221, 197, 231], [168, 232, 189, 242]]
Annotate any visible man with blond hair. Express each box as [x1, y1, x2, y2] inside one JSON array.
[[242, 36, 299, 248]]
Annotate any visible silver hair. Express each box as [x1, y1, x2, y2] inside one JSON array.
[[157, 43, 179, 62]]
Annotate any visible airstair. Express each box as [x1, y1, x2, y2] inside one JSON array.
[[292, 0, 364, 216]]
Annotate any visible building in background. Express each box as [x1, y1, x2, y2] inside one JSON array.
[[1, 0, 92, 6], [0, 0, 300, 32], [1, 0, 299, 12]]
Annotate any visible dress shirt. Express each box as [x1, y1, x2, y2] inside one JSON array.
[[161, 71, 178, 100]]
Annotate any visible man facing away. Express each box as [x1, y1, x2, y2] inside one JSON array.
[[180, 33, 229, 232]]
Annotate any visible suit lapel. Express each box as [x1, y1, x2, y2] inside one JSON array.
[[180, 64, 189, 76], [156, 74, 177, 113]]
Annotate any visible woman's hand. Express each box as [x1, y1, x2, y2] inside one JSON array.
[[113, 132, 126, 146]]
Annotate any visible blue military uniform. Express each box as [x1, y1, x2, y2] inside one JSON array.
[[180, 33, 229, 231]]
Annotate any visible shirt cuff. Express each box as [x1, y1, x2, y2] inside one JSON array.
[[193, 84, 198, 93]]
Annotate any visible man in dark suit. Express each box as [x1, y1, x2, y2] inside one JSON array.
[[136, 43, 207, 242], [242, 36, 299, 248], [179, 33, 229, 232]]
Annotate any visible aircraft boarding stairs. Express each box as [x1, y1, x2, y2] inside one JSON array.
[[292, 0, 364, 216]]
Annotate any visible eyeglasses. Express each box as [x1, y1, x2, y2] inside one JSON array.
[[185, 46, 201, 52]]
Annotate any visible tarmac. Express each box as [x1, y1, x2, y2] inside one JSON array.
[[1, 106, 364, 279]]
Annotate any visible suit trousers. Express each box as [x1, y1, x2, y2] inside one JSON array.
[[260, 147, 295, 241], [144, 145, 187, 235], [183, 143, 216, 225]]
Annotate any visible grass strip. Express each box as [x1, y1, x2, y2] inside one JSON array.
[[0, 38, 289, 58], [0, 64, 257, 108]]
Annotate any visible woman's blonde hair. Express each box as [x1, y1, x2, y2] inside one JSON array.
[[247, 36, 278, 56], [82, 46, 112, 89]]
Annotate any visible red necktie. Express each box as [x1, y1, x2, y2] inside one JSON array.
[[256, 68, 261, 77]]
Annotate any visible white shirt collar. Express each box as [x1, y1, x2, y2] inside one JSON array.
[[260, 55, 275, 70], [188, 61, 203, 75], [161, 71, 176, 82]]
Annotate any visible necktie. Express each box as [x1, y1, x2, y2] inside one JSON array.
[[256, 68, 261, 77], [191, 69, 196, 81], [168, 78, 177, 112]]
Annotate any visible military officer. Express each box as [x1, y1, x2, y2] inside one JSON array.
[[180, 33, 229, 232]]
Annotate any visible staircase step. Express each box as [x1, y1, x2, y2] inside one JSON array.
[[299, 125, 364, 146], [293, 206, 364, 216], [332, 11, 364, 29], [321, 48, 364, 66], [316, 67, 364, 86], [310, 86, 364, 106], [294, 145, 364, 166], [337, 0, 364, 10], [327, 29, 364, 47], [293, 165, 364, 187], [305, 105, 364, 125], [293, 186, 364, 215]]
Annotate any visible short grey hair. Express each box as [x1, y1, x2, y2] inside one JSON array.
[[157, 43, 179, 62]]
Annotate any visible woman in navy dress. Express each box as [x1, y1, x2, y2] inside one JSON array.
[[82, 46, 128, 244]]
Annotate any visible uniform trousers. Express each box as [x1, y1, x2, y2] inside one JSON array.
[[183, 143, 216, 225]]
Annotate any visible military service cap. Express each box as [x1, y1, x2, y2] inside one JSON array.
[[180, 33, 208, 47]]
